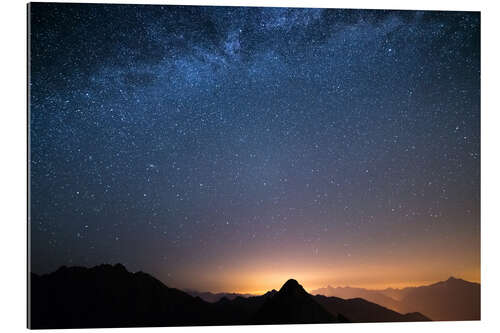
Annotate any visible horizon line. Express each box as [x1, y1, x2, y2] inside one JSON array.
[[184, 276, 481, 295], [32, 263, 480, 295]]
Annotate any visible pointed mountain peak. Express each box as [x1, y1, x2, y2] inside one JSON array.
[[279, 279, 308, 296], [254, 279, 339, 324], [281, 278, 300, 288]]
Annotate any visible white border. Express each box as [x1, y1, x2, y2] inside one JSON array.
[[1, 0, 498, 332]]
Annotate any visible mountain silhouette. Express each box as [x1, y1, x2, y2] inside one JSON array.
[[312, 285, 401, 311], [311, 277, 480, 321], [396, 277, 480, 320], [185, 290, 256, 303], [30, 264, 213, 328], [29, 264, 432, 329], [252, 279, 344, 324], [314, 295, 428, 322]]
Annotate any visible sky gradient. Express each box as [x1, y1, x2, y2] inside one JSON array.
[[29, 3, 480, 293]]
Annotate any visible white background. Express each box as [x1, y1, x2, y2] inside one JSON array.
[[0, 0, 498, 332]]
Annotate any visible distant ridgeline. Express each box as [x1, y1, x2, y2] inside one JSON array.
[[311, 277, 480, 321], [28, 264, 433, 329]]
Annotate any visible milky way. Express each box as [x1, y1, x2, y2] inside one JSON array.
[[29, 4, 480, 292]]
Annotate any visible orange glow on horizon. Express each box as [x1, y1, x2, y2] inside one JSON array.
[[199, 271, 481, 295], [173, 261, 480, 294], [158, 216, 480, 294]]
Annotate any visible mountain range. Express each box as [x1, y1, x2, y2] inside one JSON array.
[[29, 264, 431, 329], [311, 277, 480, 321], [184, 290, 256, 303]]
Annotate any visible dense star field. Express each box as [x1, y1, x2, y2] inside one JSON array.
[[29, 4, 480, 293]]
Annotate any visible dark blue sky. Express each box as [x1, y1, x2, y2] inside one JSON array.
[[29, 4, 480, 292]]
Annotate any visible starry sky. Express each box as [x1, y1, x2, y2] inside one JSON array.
[[29, 3, 480, 293]]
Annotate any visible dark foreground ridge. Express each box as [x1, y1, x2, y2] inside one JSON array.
[[29, 264, 430, 329]]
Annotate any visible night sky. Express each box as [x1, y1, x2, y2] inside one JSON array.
[[29, 3, 480, 293]]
